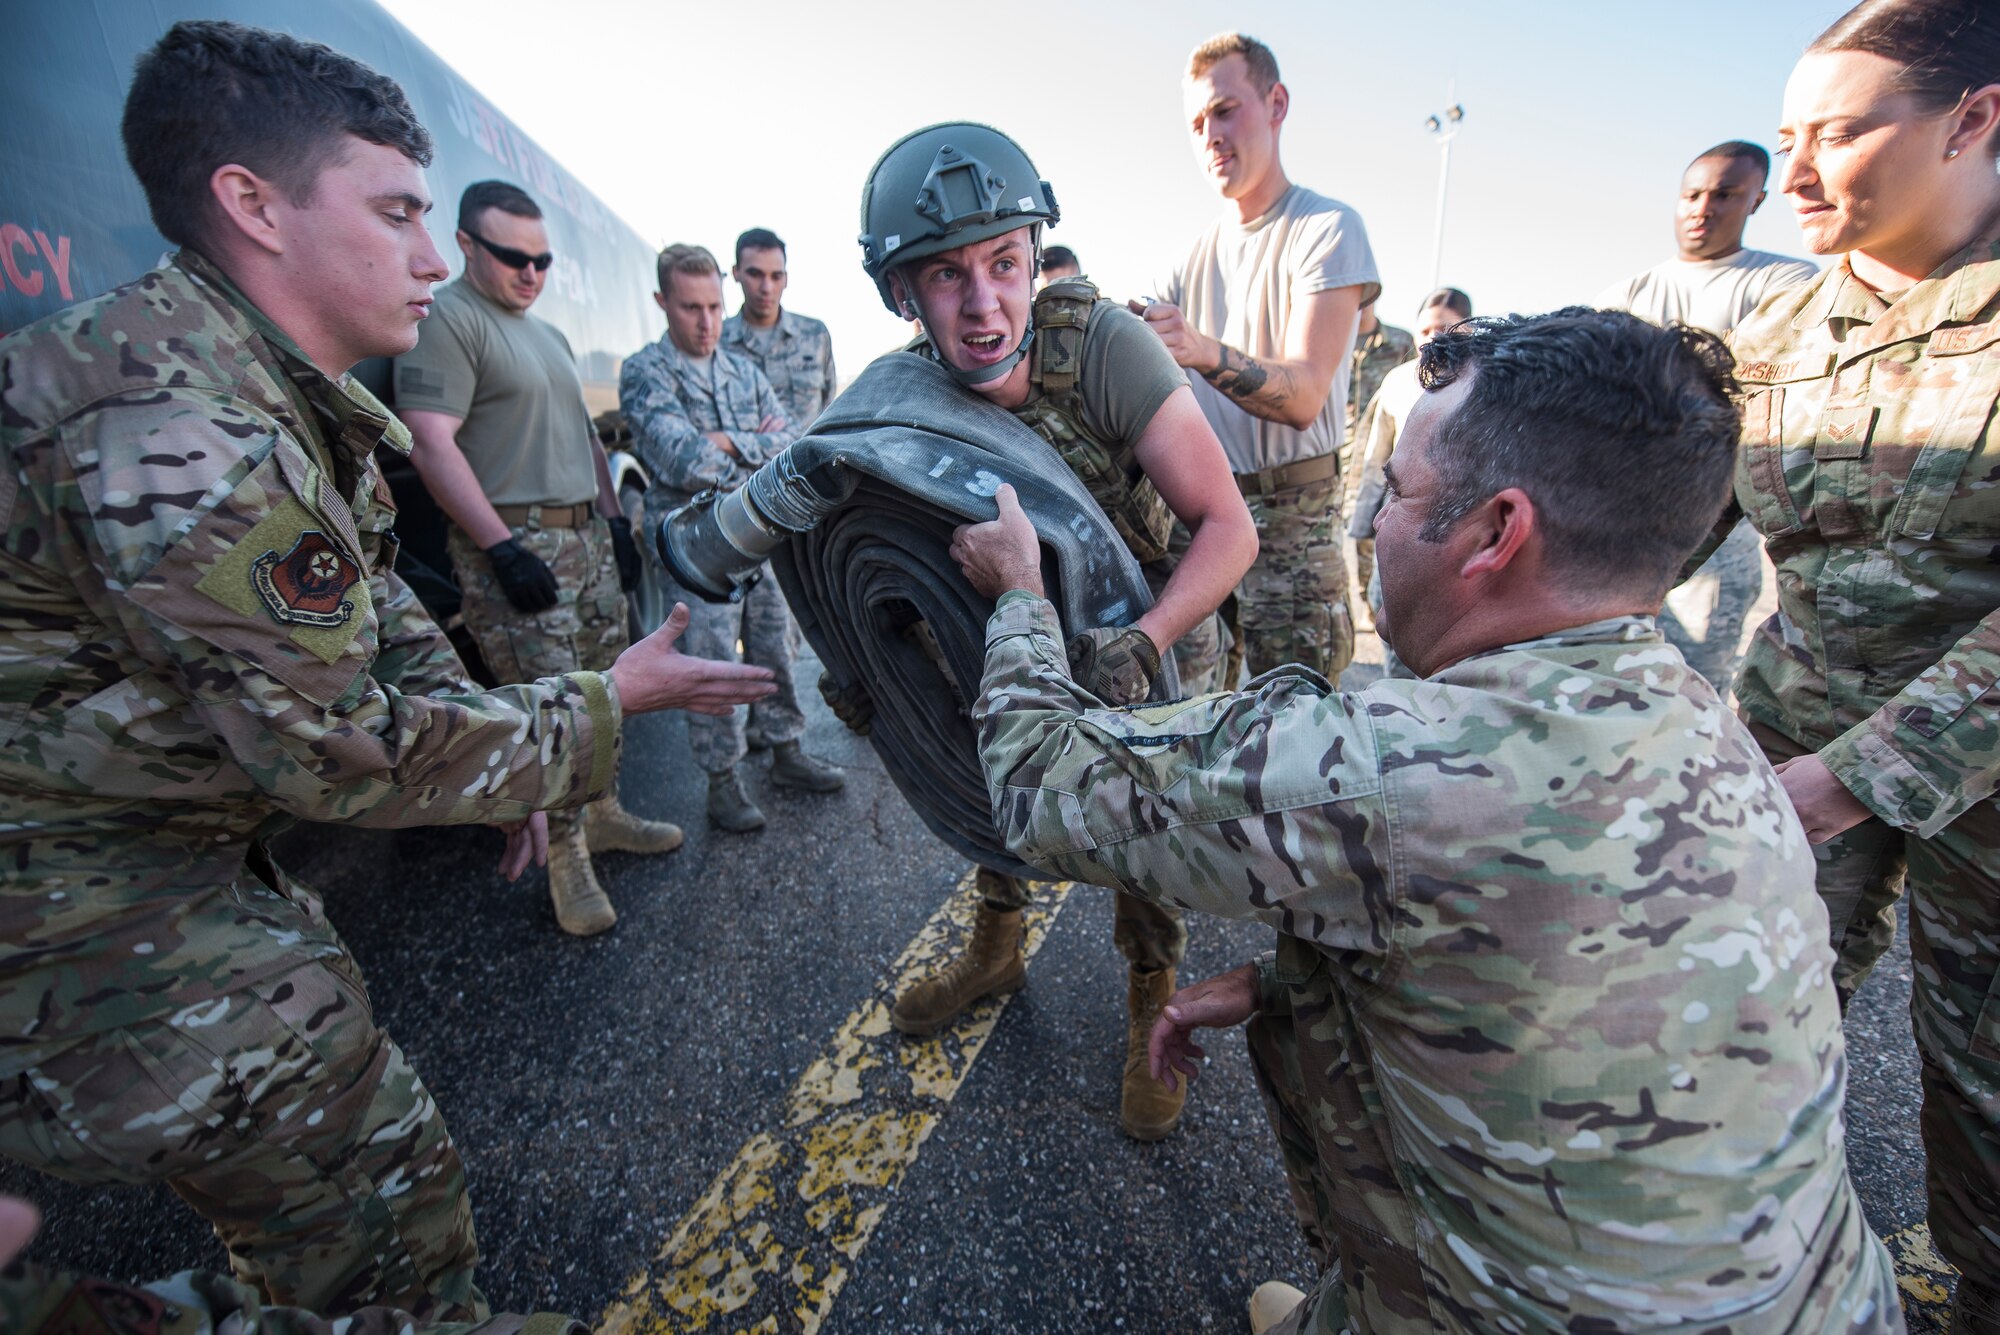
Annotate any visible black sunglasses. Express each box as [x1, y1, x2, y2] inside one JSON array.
[[464, 229, 553, 272]]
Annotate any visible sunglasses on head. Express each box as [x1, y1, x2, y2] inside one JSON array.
[[465, 229, 553, 272]]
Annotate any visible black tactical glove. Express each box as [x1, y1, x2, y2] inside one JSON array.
[[607, 518, 642, 592], [485, 537, 560, 613], [819, 671, 876, 736], [1066, 626, 1162, 706]]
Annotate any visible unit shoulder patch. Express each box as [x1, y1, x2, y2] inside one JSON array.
[[251, 530, 358, 626]]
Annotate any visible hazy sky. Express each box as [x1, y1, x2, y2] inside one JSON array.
[[380, 0, 1840, 377]]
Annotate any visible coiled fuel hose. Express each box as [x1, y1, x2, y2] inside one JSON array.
[[657, 353, 1173, 876]]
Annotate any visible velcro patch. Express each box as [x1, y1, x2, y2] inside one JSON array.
[[253, 530, 357, 626], [194, 493, 371, 665], [1927, 322, 1999, 356], [1814, 406, 1875, 459]]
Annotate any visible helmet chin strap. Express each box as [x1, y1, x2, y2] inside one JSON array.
[[934, 320, 1034, 386], [920, 224, 1042, 388]]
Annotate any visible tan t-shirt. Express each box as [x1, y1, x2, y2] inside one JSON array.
[[392, 278, 598, 506], [1160, 183, 1381, 474], [1595, 248, 1819, 338]]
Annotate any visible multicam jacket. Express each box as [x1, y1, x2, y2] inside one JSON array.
[[618, 334, 796, 516], [1719, 236, 2000, 839], [721, 308, 838, 429], [0, 253, 620, 1074], [976, 593, 1898, 1333], [1346, 319, 1415, 442]]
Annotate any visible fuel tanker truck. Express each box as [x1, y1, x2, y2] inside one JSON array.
[[0, 0, 671, 654]]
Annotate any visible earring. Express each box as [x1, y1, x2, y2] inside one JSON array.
[[1948, 148, 1962, 159]]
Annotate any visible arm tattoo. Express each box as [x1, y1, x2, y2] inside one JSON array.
[[1201, 344, 1295, 413]]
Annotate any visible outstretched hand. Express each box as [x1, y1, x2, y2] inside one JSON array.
[[950, 484, 1044, 599], [610, 602, 779, 716], [1148, 962, 1261, 1093]]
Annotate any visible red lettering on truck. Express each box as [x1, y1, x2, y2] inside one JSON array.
[[35, 230, 72, 301], [1, 224, 42, 297], [0, 224, 75, 301]]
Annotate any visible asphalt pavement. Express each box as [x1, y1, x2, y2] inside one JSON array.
[[3, 635, 1951, 1333]]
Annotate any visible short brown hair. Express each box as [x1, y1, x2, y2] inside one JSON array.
[[459, 180, 540, 235], [1187, 33, 1281, 94], [656, 243, 720, 297], [122, 20, 432, 250]]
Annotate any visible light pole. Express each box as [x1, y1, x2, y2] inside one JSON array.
[[1424, 96, 1466, 291]]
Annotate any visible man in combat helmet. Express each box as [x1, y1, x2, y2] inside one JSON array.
[[856, 123, 1258, 1140]]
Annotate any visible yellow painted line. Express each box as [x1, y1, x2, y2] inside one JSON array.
[[597, 872, 1074, 1335], [1884, 1221, 1957, 1328]]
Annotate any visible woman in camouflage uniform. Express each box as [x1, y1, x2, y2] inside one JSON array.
[[1718, 1, 2000, 1322]]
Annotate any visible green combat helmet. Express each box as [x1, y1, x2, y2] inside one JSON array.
[[859, 122, 1060, 386]]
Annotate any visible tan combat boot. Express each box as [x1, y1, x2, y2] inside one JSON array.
[[547, 824, 616, 936], [1121, 965, 1186, 1141], [891, 902, 1025, 1036], [1248, 1280, 1307, 1334], [585, 796, 684, 854]]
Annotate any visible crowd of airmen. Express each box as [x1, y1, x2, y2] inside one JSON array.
[[1, 0, 1998, 1330]]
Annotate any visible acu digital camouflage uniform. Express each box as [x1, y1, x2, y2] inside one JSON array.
[[977, 592, 1900, 1333], [1659, 517, 1764, 698], [619, 332, 805, 774], [722, 308, 839, 430], [0, 253, 620, 1318], [1715, 232, 2000, 1296], [1342, 324, 1416, 634]]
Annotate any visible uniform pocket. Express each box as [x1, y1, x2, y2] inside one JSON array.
[[166, 963, 380, 1139], [1739, 388, 1807, 538], [0, 1025, 242, 1183], [1899, 332, 2000, 540]]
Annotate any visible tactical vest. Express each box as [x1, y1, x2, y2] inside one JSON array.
[[1012, 279, 1176, 566]]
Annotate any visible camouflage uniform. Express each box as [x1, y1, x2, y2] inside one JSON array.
[[1344, 361, 1420, 671], [920, 281, 1224, 971], [1341, 319, 1414, 479], [722, 308, 839, 430], [1339, 322, 1414, 622], [619, 334, 805, 773], [0, 253, 620, 1317], [444, 514, 628, 726], [1659, 516, 1763, 696], [1232, 469, 1351, 686], [976, 592, 1899, 1332], [1719, 234, 2000, 1292], [2, 1261, 582, 1335]]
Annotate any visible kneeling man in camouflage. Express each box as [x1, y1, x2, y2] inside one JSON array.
[[957, 310, 1898, 1332]]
